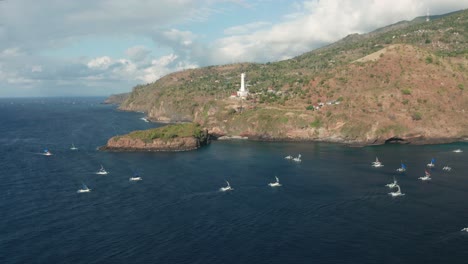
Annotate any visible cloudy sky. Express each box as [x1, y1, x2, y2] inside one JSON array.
[[0, 0, 466, 97]]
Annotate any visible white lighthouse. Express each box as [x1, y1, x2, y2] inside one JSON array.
[[236, 73, 249, 98]]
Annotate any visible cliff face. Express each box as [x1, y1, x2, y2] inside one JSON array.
[[102, 135, 205, 152]]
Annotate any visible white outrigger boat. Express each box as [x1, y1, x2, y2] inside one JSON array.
[[284, 155, 293, 160], [418, 170, 432, 181], [129, 172, 142, 181], [372, 157, 384, 167], [388, 184, 405, 197], [77, 183, 91, 193], [427, 158, 436, 168], [268, 176, 282, 187], [453, 149, 463, 153], [43, 149, 52, 156], [96, 165, 108, 175], [292, 154, 302, 163], [461, 227, 468, 232], [70, 143, 78, 150], [220, 181, 233, 192], [385, 177, 398, 188], [442, 166, 452, 171], [396, 162, 406, 172]]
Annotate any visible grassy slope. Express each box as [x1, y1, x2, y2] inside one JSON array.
[[123, 123, 204, 142]]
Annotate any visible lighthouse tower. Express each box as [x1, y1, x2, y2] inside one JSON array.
[[237, 73, 249, 98]]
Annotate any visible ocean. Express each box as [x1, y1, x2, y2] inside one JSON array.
[[1, 97, 467, 264]]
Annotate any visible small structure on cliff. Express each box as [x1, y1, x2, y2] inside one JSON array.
[[236, 73, 249, 99]]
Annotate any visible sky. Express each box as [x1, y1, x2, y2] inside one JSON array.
[[0, 0, 466, 97]]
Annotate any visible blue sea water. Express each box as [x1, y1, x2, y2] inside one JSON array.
[[1, 97, 467, 264]]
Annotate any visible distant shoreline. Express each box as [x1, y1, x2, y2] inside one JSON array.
[[211, 134, 468, 147]]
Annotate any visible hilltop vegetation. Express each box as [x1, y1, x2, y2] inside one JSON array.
[[126, 123, 205, 142], [103, 123, 209, 152], [118, 9, 468, 145]]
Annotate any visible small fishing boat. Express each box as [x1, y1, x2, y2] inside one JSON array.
[[442, 166, 452, 171], [284, 155, 293, 160], [43, 149, 52, 156], [96, 165, 108, 175], [220, 181, 233, 192], [292, 154, 302, 163], [388, 184, 405, 197], [77, 183, 91, 193], [453, 149, 463, 153], [385, 177, 398, 188], [427, 158, 435, 168], [372, 157, 384, 167], [129, 172, 142, 181], [418, 170, 431, 181], [70, 143, 78, 150], [396, 162, 406, 172], [268, 176, 282, 187]]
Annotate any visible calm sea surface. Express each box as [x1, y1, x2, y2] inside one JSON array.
[[0, 97, 467, 264]]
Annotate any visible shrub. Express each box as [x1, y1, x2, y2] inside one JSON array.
[[401, 89, 412, 95], [412, 112, 422, 121], [306, 105, 315, 111], [425, 56, 433, 64], [458, 84, 464, 91], [310, 118, 322, 128]]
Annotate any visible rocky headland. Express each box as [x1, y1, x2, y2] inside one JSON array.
[[100, 123, 210, 152]]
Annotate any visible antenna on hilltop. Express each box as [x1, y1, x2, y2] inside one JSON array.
[[426, 8, 430, 22]]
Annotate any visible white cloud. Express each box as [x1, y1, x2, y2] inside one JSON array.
[[196, 0, 468, 65], [224, 21, 271, 35], [125, 46, 152, 62], [31, 65, 43, 73], [87, 56, 112, 70]]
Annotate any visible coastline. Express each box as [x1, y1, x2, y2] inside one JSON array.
[[211, 134, 468, 147]]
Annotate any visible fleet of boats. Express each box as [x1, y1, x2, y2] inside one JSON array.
[[43, 144, 464, 207]]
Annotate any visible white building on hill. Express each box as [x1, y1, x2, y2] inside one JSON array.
[[236, 73, 249, 98]]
